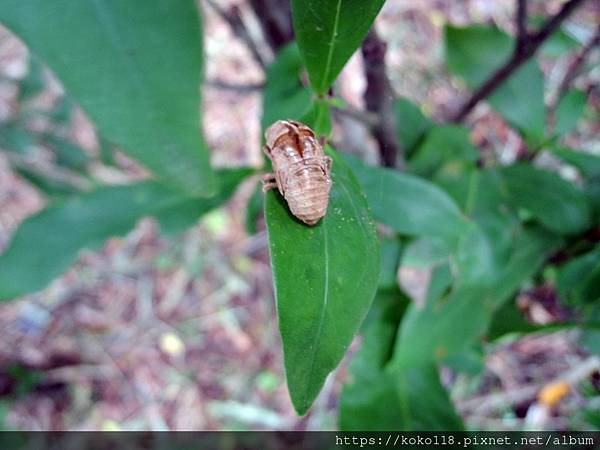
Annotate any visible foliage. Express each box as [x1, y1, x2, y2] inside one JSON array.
[[0, 0, 598, 429]]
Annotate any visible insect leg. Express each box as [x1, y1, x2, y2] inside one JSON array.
[[262, 182, 278, 192], [261, 172, 279, 193], [262, 172, 276, 182], [324, 155, 333, 173]]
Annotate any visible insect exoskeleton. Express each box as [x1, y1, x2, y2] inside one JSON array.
[[262, 120, 333, 226]]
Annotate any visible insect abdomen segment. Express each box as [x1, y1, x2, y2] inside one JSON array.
[[262, 120, 332, 226]]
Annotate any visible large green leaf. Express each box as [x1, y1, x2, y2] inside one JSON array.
[[392, 226, 559, 368], [408, 125, 478, 178], [389, 362, 465, 431], [339, 291, 405, 430], [487, 300, 541, 340], [0, 169, 250, 300], [500, 164, 591, 234], [557, 246, 600, 305], [261, 44, 312, 132], [550, 147, 600, 180], [530, 16, 581, 58], [554, 89, 587, 137], [394, 97, 433, 156], [265, 149, 379, 415], [435, 167, 519, 272], [343, 155, 470, 244], [339, 291, 463, 431], [291, 0, 386, 93], [378, 237, 402, 290], [154, 169, 252, 236], [580, 306, 600, 358], [445, 25, 545, 145], [0, 0, 215, 196]]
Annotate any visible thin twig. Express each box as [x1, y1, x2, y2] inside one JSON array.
[[453, 0, 588, 123], [206, 78, 265, 93], [247, 0, 294, 54], [361, 29, 405, 169], [556, 23, 600, 101], [331, 103, 379, 128], [204, 0, 266, 70]]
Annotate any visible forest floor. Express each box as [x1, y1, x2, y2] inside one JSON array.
[[0, 0, 598, 430]]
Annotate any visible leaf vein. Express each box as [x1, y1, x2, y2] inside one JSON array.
[[320, 0, 342, 92]]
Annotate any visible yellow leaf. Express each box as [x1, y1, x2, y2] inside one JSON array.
[[538, 381, 570, 407]]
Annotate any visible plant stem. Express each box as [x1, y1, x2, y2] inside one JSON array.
[[452, 0, 588, 123], [361, 29, 405, 169]]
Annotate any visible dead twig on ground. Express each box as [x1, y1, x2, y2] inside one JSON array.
[[458, 355, 600, 415]]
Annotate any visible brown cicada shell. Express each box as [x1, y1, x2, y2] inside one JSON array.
[[262, 120, 332, 226]]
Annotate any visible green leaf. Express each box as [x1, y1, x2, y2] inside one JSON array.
[[50, 96, 72, 124], [291, 0, 386, 94], [554, 89, 587, 137], [445, 25, 545, 145], [580, 306, 600, 358], [19, 56, 44, 100], [0, 169, 249, 300], [394, 97, 433, 156], [339, 291, 464, 431], [444, 345, 485, 375], [392, 226, 559, 368], [265, 149, 379, 415], [154, 169, 252, 236], [587, 181, 600, 224], [550, 147, 600, 180], [408, 125, 478, 177], [435, 167, 508, 216], [530, 16, 580, 58], [0, 0, 215, 196], [500, 164, 591, 234], [15, 166, 80, 199], [435, 167, 518, 270], [43, 134, 91, 172], [261, 43, 312, 132], [343, 154, 470, 244], [301, 98, 332, 137], [98, 136, 117, 167], [487, 299, 539, 341], [378, 236, 402, 290], [0, 122, 34, 154], [390, 362, 466, 431], [557, 246, 600, 305], [454, 223, 497, 286], [402, 236, 451, 270], [339, 290, 405, 430], [245, 180, 264, 236]]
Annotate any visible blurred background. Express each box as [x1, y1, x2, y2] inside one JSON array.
[[0, 0, 599, 431]]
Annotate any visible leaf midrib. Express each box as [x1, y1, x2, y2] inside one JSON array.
[[302, 222, 330, 405], [319, 0, 342, 93]]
